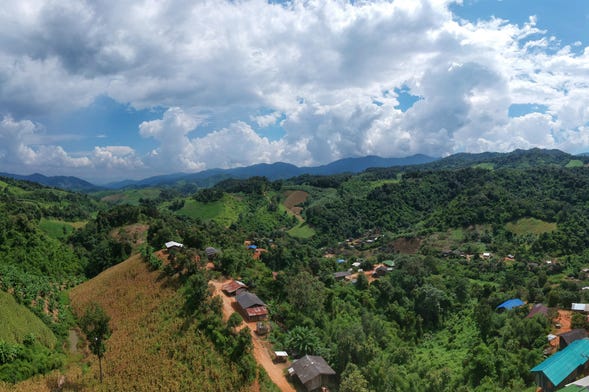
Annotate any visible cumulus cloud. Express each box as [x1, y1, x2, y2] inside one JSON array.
[[1, 0, 589, 180]]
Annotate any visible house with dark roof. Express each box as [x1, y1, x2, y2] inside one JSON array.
[[288, 355, 336, 392], [333, 271, 351, 281], [236, 291, 268, 322], [531, 338, 589, 392], [559, 329, 588, 350], [526, 303, 550, 319]]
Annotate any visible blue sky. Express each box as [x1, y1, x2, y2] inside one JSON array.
[[1, 0, 589, 183]]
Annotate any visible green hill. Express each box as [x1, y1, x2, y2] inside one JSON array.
[[0, 291, 57, 348]]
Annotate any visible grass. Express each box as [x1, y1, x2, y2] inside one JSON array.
[[505, 218, 557, 235], [96, 188, 161, 205], [0, 291, 57, 348], [176, 194, 245, 226], [565, 159, 584, 168], [38, 219, 84, 239], [288, 221, 315, 238], [472, 162, 494, 170]]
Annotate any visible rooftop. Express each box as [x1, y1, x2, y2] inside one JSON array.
[[531, 338, 589, 386]]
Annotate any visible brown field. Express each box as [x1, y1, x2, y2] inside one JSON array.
[[109, 223, 149, 248], [283, 190, 308, 219], [393, 237, 422, 254], [0, 255, 254, 392]]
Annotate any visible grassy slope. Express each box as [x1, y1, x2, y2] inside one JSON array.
[[177, 195, 244, 226], [1, 255, 252, 392], [0, 291, 57, 348], [505, 218, 557, 235]]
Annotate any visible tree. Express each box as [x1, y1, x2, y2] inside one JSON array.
[[79, 302, 111, 383], [340, 363, 371, 392]]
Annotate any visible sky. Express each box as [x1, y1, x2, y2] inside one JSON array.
[[1, 0, 589, 184]]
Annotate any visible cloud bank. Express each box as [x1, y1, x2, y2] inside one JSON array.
[[1, 0, 588, 181]]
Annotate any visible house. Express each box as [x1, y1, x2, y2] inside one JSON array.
[[572, 303, 589, 312], [496, 298, 525, 311], [205, 247, 217, 260], [273, 351, 288, 363], [559, 329, 588, 350], [372, 265, 388, 278], [531, 338, 589, 392], [256, 321, 270, 336], [526, 303, 549, 319], [382, 260, 395, 268], [563, 374, 589, 391], [288, 355, 336, 392], [222, 280, 247, 296], [333, 271, 351, 281], [165, 241, 184, 250], [236, 291, 268, 322]]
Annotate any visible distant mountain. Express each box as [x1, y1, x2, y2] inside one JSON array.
[[103, 154, 438, 189], [422, 148, 587, 170], [0, 172, 103, 192]]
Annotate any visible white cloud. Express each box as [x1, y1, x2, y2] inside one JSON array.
[[1, 0, 589, 179]]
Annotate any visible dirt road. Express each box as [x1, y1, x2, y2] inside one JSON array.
[[210, 280, 295, 392]]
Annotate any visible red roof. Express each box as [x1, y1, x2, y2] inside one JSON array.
[[222, 280, 247, 294], [245, 306, 268, 318]]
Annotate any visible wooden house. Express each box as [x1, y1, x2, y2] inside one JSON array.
[[288, 355, 336, 392], [559, 329, 588, 350], [531, 338, 589, 392], [222, 280, 248, 296], [236, 291, 268, 322]]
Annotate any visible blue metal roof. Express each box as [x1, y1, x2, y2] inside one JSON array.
[[531, 339, 589, 387], [496, 298, 525, 310]]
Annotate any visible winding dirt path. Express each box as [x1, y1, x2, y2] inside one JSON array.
[[210, 280, 295, 392]]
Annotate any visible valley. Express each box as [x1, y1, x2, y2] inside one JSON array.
[[2, 149, 589, 391]]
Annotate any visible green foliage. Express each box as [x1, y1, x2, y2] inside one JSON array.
[[79, 302, 111, 359], [0, 291, 57, 348], [79, 302, 111, 382]]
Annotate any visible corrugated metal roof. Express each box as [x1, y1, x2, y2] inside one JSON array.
[[222, 280, 247, 294], [245, 306, 268, 317], [289, 355, 335, 385], [496, 298, 524, 310], [236, 291, 266, 309], [560, 329, 588, 346], [568, 374, 589, 387], [531, 338, 589, 386], [572, 303, 589, 311], [165, 241, 183, 249]]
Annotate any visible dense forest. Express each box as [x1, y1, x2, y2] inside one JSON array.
[[2, 149, 589, 391]]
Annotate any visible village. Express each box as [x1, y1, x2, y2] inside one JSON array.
[[160, 239, 589, 392]]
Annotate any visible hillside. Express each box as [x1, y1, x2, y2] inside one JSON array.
[[1, 254, 258, 391], [5, 148, 589, 391], [0, 291, 57, 348]]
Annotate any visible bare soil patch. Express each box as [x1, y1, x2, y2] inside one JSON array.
[[393, 237, 422, 254], [283, 190, 308, 220]]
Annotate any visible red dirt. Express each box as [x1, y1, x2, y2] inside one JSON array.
[[548, 310, 572, 350], [210, 279, 295, 392]]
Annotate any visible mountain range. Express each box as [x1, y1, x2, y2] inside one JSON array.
[[1, 148, 587, 193]]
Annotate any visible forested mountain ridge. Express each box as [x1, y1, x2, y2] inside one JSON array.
[[3, 148, 589, 391]]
